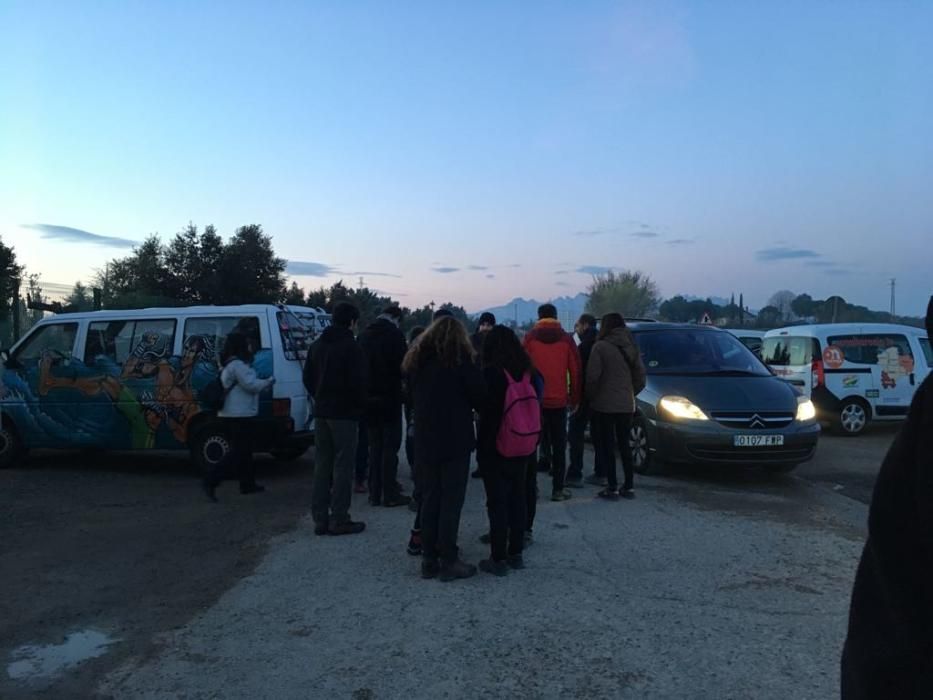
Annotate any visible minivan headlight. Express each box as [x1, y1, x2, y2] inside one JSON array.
[[796, 397, 816, 422], [659, 396, 709, 421]]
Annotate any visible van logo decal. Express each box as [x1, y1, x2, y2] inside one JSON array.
[[749, 414, 766, 429], [842, 375, 859, 388]]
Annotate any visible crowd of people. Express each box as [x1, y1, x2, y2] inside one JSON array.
[[298, 300, 646, 581]]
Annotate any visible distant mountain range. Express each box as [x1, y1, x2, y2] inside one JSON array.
[[476, 294, 589, 326]]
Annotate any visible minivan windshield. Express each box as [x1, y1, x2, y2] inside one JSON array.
[[633, 329, 771, 376]]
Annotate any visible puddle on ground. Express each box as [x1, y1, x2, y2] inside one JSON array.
[[7, 629, 119, 681]]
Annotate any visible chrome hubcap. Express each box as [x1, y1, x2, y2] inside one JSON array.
[[630, 425, 648, 466], [202, 435, 230, 465], [841, 404, 866, 433]]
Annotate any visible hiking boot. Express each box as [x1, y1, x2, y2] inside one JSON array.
[[407, 530, 423, 556], [383, 494, 412, 508], [479, 532, 491, 545], [314, 522, 330, 536], [353, 480, 368, 494], [439, 559, 477, 582], [551, 489, 573, 502], [422, 559, 440, 579], [620, 487, 635, 500], [524, 531, 534, 547], [566, 475, 584, 488], [328, 520, 366, 536], [471, 468, 482, 479], [479, 559, 509, 577], [598, 487, 620, 500], [585, 474, 608, 487], [507, 554, 525, 570]]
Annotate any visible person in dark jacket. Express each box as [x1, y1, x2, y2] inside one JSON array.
[[405, 325, 426, 556], [402, 316, 486, 581], [470, 312, 496, 355], [358, 305, 411, 508], [523, 303, 582, 502], [304, 302, 367, 536], [841, 296, 933, 699], [586, 313, 647, 500], [476, 326, 538, 575], [567, 313, 598, 487]]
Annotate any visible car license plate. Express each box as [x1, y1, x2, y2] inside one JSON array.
[[734, 435, 784, 447]]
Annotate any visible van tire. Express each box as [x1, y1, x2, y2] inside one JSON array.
[[190, 423, 233, 474], [269, 447, 309, 462], [834, 398, 871, 437], [0, 419, 26, 469]]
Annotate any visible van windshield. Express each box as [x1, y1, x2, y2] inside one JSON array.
[[761, 336, 821, 366], [633, 329, 771, 376]]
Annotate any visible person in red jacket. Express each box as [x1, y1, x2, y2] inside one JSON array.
[[522, 303, 582, 501]]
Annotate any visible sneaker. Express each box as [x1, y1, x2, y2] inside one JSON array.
[[620, 488, 635, 500], [201, 480, 218, 503], [507, 554, 525, 570], [328, 520, 366, 536], [368, 497, 381, 507], [523, 531, 534, 547], [314, 522, 329, 536], [240, 484, 265, 495], [479, 559, 509, 577], [439, 559, 477, 582], [479, 532, 491, 545], [471, 468, 482, 479], [551, 489, 573, 502], [597, 487, 620, 500], [566, 475, 584, 488], [383, 494, 412, 508], [422, 559, 440, 579], [353, 480, 368, 494], [407, 531, 422, 556], [585, 474, 608, 487]]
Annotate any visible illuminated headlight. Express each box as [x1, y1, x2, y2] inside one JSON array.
[[796, 397, 816, 422], [659, 396, 709, 421]]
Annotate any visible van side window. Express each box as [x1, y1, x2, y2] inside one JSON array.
[[183, 316, 263, 363], [920, 338, 932, 366], [761, 337, 820, 366], [13, 323, 78, 361], [828, 334, 913, 365], [85, 320, 176, 366]]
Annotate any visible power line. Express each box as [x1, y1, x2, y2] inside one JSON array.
[[889, 278, 896, 320]]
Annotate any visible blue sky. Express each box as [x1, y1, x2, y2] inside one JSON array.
[[1, 1, 930, 314]]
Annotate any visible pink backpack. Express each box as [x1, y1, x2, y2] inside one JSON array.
[[496, 370, 542, 458]]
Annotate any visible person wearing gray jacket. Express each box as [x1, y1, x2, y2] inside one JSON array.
[[585, 313, 647, 500], [202, 331, 275, 501]]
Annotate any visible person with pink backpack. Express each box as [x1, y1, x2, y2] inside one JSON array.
[[476, 326, 543, 575]]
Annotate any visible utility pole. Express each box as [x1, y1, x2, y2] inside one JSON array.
[[889, 278, 896, 320], [358, 276, 364, 292]]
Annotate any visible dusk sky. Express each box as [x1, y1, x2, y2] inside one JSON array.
[[1, 1, 930, 314]]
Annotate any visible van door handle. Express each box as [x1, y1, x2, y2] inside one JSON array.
[[910, 373, 915, 386]]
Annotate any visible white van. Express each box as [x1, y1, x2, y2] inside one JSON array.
[[761, 324, 932, 435], [0, 304, 315, 469], [725, 329, 766, 356]]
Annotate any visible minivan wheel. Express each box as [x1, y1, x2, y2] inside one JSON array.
[[190, 424, 232, 474], [0, 422, 25, 469], [629, 416, 654, 475], [835, 399, 870, 436]]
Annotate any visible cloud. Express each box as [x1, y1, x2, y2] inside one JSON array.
[[824, 267, 852, 276], [486, 274, 495, 279], [805, 260, 835, 268], [756, 247, 822, 262], [555, 281, 571, 287], [666, 238, 695, 246], [286, 260, 339, 277], [467, 265, 488, 271], [554, 270, 571, 275], [577, 265, 614, 275], [23, 223, 137, 248], [350, 270, 402, 278], [630, 231, 660, 239], [506, 264, 522, 268], [432, 266, 459, 274]]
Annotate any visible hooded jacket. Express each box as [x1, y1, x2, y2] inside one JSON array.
[[303, 326, 367, 420], [522, 319, 582, 409], [577, 326, 598, 399], [585, 326, 647, 414], [357, 316, 407, 416], [841, 296, 933, 698]]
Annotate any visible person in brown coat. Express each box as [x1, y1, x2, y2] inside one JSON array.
[[585, 313, 647, 499]]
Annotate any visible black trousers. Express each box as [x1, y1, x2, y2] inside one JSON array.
[[482, 455, 528, 561], [592, 412, 635, 490], [355, 420, 368, 483], [205, 418, 257, 490], [567, 403, 591, 478], [420, 454, 471, 564], [525, 454, 538, 532], [367, 406, 403, 502], [541, 407, 568, 492]]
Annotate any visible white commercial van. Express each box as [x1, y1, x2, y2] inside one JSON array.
[[0, 304, 317, 469], [725, 329, 766, 356], [761, 324, 932, 435]]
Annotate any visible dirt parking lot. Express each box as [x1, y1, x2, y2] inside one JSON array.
[[0, 425, 898, 698]]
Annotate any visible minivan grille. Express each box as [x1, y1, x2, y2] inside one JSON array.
[[710, 412, 795, 430]]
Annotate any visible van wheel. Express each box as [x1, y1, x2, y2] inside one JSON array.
[[0, 421, 26, 469], [269, 447, 308, 462], [190, 424, 232, 474], [835, 399, 870, 436], [629, 416, 654, 475]]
